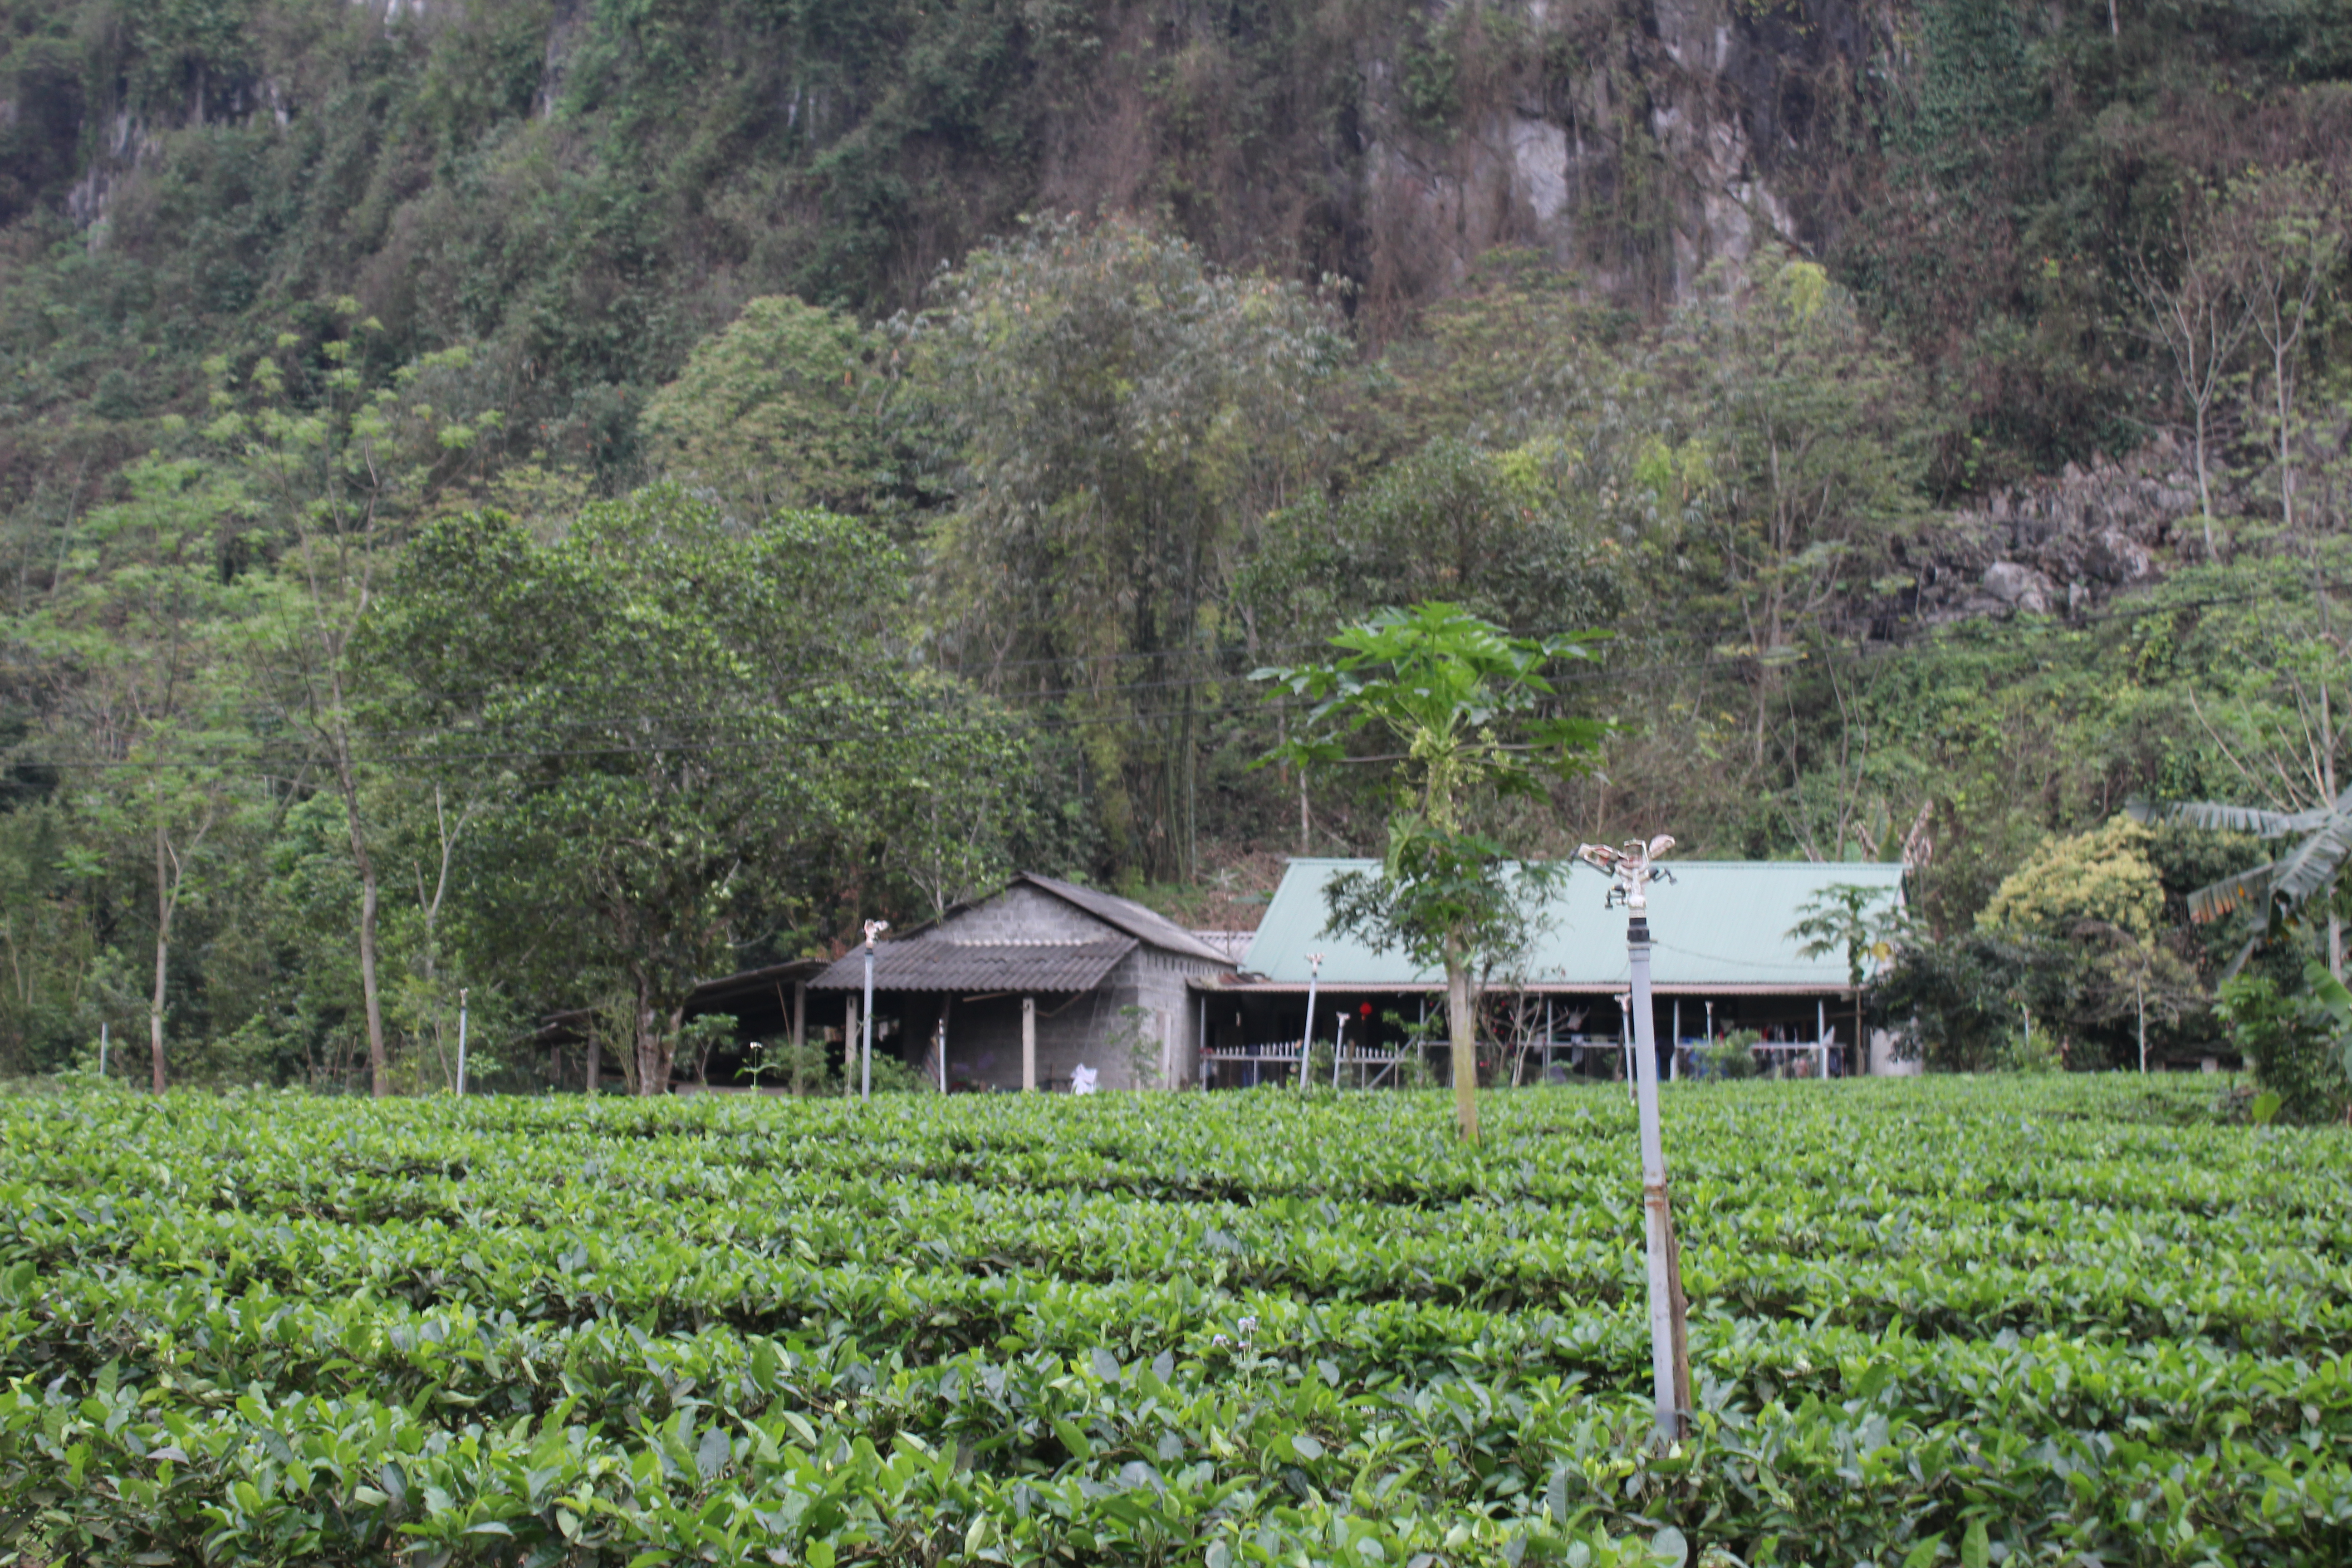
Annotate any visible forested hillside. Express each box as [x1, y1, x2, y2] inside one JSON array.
[[2, 0, 2349, 1092]]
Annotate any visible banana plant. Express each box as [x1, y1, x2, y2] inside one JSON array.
[[2132, 789, 2352, 974]]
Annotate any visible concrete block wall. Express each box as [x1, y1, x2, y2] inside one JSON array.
[[935, 885, 1103, 943], [934, 946, 1230, 1091]]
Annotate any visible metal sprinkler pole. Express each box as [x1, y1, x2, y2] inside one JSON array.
[[861, 921, 888, 1102], [1578, 836, 1692, 1446], [456, 990, 470, 1097], [98, 1022, 108, 1080]]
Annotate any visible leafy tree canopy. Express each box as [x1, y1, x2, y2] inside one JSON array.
[[639, 296, 885, 521], [366, 484, 1030, 1093], [1259, 602, 1606, 1140], [1979, 816, 2167, 943]]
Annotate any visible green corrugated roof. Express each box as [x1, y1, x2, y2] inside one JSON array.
[[1240, 858, 1904, 992]]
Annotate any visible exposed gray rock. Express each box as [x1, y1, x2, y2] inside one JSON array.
[[2084, 528, 2153, 586], [1980, 561, 2055, 615], [1894, 435, 2219, 628]]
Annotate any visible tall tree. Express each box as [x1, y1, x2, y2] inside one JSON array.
[[902, 214, 1343, 880], [2223, 167, 2347, 536], [1259, 603, 1605, 1143], [1655, 256, 1927, 766], [2127, 187, 2254, 553], [23, 458, 261, 1091], [371, 485, 1026, 1094], [639, 296, 886, 520], [212, 321, 500, 1097]]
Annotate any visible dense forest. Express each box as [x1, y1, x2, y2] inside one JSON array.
[[1, 0, 2348, 1097]]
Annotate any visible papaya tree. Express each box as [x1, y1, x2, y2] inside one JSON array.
[[1258, 603, 1605, 1143]]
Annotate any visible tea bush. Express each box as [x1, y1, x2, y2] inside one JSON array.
[[3, 1077, 2347, 1565]]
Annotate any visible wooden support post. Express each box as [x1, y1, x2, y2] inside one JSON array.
[[936, 1016, 947, 1093], [1022, 996, 1036, 1093], [1196, 995, 1207, 1090], [791, 982, 806, 1054], [844, 995, 858, 1099]]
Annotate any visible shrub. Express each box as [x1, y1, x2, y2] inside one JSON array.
[[1698, 1030, 1763, 1079], [2216, 965, 2352, 1124]]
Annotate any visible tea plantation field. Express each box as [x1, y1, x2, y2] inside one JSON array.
[[3, 1078, 2348, 1567]]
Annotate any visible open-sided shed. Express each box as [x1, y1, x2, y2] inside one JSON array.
[[1206, 857, 1906, 1081], [806, 874, 1235, 1090]]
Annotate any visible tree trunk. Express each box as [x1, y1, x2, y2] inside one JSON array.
[[1446, 939, 1479, 1144], [2193, 404, 2214, 556], [2136, 980, 2147, 1073], [150, 818, 171, 1095], [327, 742, 391, 1098], [356, 849, 387, 1096], [632, 979, 676, 1097], [2325, 675, 2341, 981], [583, 1034, 600, 1096], [2276, 340, 2296, 534]]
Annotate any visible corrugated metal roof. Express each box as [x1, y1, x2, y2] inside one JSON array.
[[1190, 930, 1256, 962], [683, 958, 829, 1010], [1196, 979, 1847, 996], [1018, 873, 1235, 965], [1240, 858, 1904, 992], [808, 936, 1137, 994]]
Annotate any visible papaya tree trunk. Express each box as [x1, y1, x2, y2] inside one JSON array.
[[1446, 935, 1478, 1144]]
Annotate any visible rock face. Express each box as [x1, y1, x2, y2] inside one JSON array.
[[41, 0, 1880, 315], [1896, 436, 2206, 627], [1979, 561, 2055, 615], [1350, 0, 1880, 306]]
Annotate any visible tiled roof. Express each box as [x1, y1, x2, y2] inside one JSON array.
[[808, 936, 1137, 994]]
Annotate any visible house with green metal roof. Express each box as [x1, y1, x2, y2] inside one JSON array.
[[1196, 857, 1906, 1083]]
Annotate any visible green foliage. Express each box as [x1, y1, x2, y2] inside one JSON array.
[[2216, 962, 2352, 1124], [4, 1078, 2352, 1565], [1652, 256, 1930, 709], [1696, 1031, 1763, 1080], [1980, 816, 2167, 942], [1259, 602, 1605, 1140], [366, 485, 1031, 1093], [0, 804, 96, 1074], [638, 296, 884, 519], [1901, 0, 2040, 190], [1789, 882, 1910, 989], [1251, 436, 1625, 637], [2143, 787, 2352, 962], [1872, 929, 2082, 1073], [862, 1048, 930, 1096], [743, 1038, 838, 1096], [905, 212, 1343, 879]]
